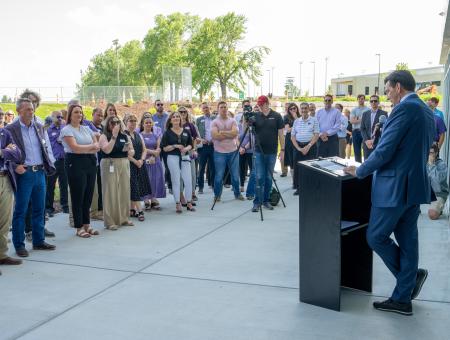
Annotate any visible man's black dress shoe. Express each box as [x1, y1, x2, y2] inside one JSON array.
[[33, 242, 56, 251], [373, 298, 412, 316], [411, 268, 428, 300]]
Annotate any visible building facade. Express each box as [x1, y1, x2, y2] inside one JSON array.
[[331, 66, 444, 97]]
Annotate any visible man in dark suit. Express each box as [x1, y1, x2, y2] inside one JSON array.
[[5, 98, 56, 258], [0, 127, 23, 273], [344, 70, 434, 315], [360, 94, 388, 160]]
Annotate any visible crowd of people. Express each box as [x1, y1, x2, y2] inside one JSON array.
[[0, 88, 447, 275]]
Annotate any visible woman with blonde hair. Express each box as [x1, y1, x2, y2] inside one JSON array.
[[98, 115, 135, 230], [140, 113, 165, 210]]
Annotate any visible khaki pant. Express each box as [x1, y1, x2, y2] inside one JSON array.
[[0, 176, 13, 259], [91, 175, 101, 215], [339, 138, 347, 159], [101, 158, 130, 227]]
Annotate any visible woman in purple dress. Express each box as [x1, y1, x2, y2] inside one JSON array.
[[139, 113, 166, 210]]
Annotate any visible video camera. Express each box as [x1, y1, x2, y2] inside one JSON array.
[[243, 104, 257, 125]]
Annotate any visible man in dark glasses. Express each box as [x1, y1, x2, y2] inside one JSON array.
[[360, 95, 387, 159], [350, 94, 370, 163]]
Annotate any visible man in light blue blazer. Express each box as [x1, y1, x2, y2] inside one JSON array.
[[345, 70, 435, 315]]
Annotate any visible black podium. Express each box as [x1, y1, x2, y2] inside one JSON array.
[[298, 158, 373, 311]]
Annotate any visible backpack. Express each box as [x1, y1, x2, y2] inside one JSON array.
[[270, 187, 281, 206]]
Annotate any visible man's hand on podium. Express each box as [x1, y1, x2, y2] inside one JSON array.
[[343, 166, 357, 177]]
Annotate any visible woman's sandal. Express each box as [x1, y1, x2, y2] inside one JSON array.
[[76, 229, 91, 238], [186, 202, 196, 212], [84, 226, 99, 236], [151, 201, 161, 210], [144, 202, 152, 211], [130, 209, 138, 218], [176, 202, 183, 214], [122, 221, 134, 226], [137, 211, 145, 221]]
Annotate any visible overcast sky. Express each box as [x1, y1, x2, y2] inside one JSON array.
[[0, 0, 448, 97]]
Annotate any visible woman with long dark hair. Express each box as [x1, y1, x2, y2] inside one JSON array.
[[161, 111, 195, 213], [98, 115, 135, 230], [283, 103, 300, 179], [60, 104, 100, 238]]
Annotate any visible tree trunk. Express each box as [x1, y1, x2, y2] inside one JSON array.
[[220, 81, 227, 100]]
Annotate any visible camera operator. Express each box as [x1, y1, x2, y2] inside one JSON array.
[[251, 96, 285, 212]]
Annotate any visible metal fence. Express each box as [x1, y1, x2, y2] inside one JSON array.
[[0, 87, 78, 103], [78, 86, 163, 105]]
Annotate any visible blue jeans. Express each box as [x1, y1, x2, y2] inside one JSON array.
[[12, 169, 46, 249], [246, 169, 256, 198], [197, 144, 215, 190], [367, 204, 420, 303], [253, 152, 277, 205], [213, 151, 240, 198]]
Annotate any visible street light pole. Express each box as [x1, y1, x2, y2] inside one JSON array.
[[113, 39, 120, 102], [324, 57, 329, 94], [310, 61, 316, 96], [266, 69, 271, 95], [299, 61, 303, 96], [271, 66, 274, 97], [376, 53, 381, 95]]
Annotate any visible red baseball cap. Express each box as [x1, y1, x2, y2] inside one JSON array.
[[256, 95, 269, 106]]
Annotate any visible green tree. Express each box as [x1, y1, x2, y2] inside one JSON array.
[[139, 13, 200, 86], [81, 40, 144, 87], [188, 12, 269, 99], [395, 62, 410, 71]]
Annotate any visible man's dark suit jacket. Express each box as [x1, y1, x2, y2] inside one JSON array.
[[360, 108, 388, 159]]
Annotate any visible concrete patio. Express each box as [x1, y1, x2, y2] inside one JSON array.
[[1, 174, 450, 340]]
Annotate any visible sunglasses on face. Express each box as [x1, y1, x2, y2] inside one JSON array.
[[156, 103, 164, 106], [370, 100, 378, 103], [179, 110, 187, 114], [324, 99, 332, 102], [56, 116, 63, 119], [289, 107, 297, 111]]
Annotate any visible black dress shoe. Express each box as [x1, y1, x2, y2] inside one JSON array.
[[44, 228, 55, 237], [33, 242, 56, 251], [373, 298, 413, 316], [411, 268, 428, 300], [16, 248, 29, 258]]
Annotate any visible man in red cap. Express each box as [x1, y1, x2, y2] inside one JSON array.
[[251, 95, 285, 212]]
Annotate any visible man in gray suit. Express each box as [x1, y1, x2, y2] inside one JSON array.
[[360, 94, 387, 160]]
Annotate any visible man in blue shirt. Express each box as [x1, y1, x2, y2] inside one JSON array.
[[427, 97, 445, 122], [316, 95, 341, 157]]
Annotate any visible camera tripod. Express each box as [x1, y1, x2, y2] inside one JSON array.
[[210, 123, 286, 221]]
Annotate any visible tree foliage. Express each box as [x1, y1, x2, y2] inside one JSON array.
[[80, 12, 269, 99]]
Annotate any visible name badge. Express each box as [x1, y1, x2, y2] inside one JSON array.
[[201, 119, 205, 123], [182, 132, 188, 137], [119, 139, 125, 143], [52, 132, 57, 136], [185, 126, 190, 130]]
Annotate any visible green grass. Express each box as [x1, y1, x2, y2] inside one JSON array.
[[0, 103, 94, 120]]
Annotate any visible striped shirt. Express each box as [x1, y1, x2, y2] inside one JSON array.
[[292, 116, 319, 143]]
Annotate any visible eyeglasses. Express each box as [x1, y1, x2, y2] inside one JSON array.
[[370, 100, 379, 103]]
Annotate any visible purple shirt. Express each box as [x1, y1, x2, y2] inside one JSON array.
[[82, 119, 101, 133], [434, 115, 447, 142], [316, 107, 341, 136], [47, 123, 65, 160], [183, 122, 198, 139]]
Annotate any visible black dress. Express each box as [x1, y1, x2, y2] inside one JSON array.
[[126, 131, 152, 201], [283, 115, 295, 169]]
